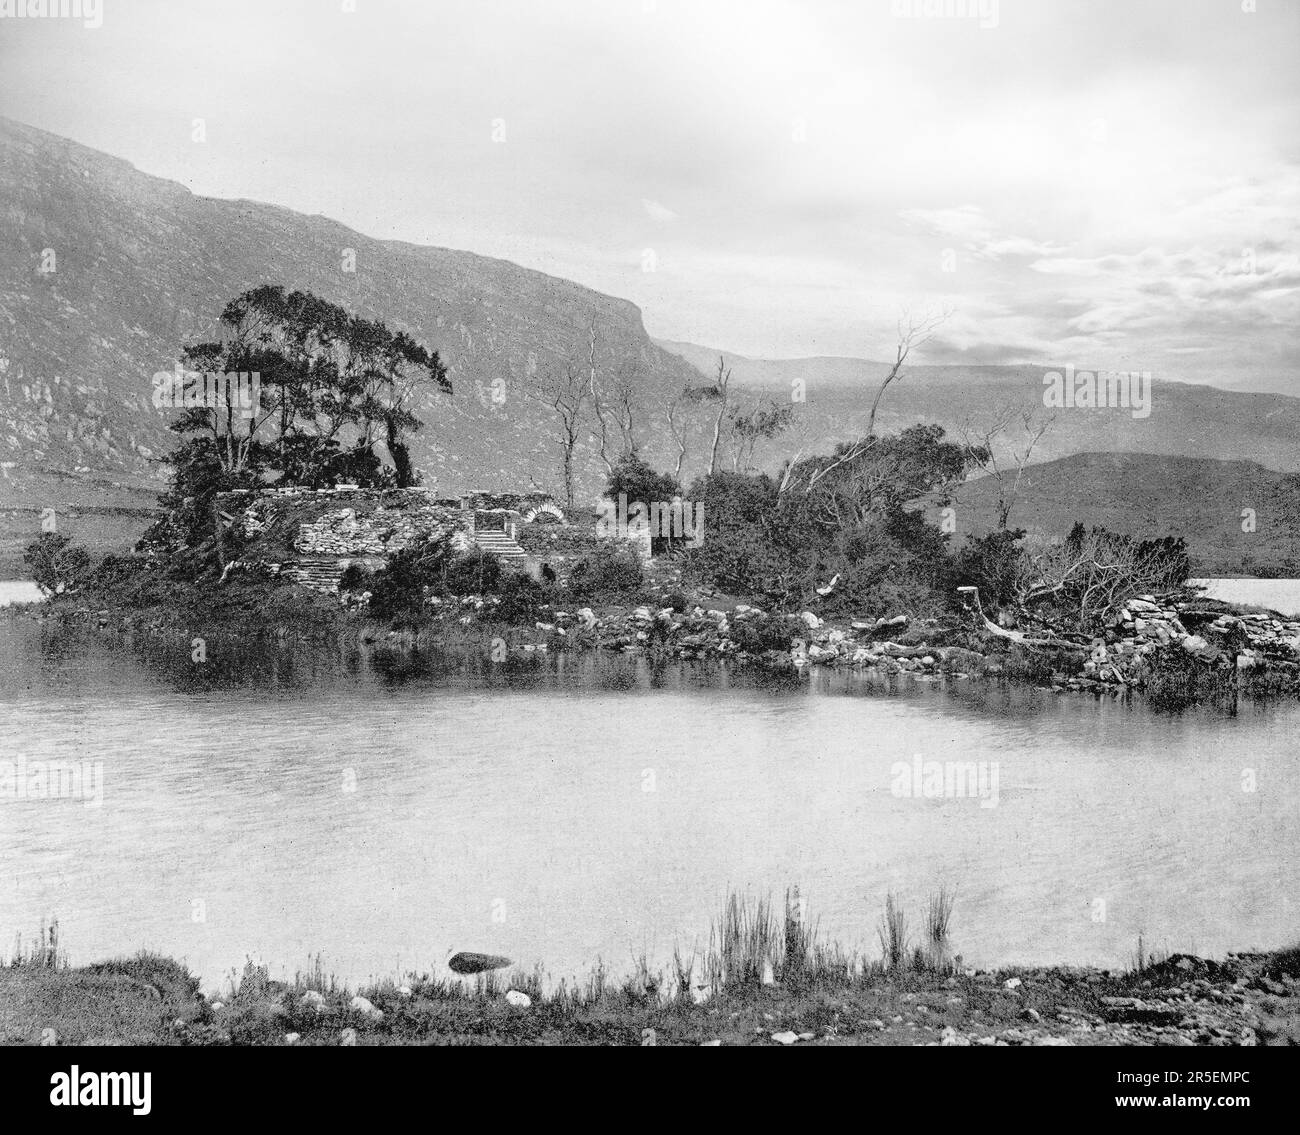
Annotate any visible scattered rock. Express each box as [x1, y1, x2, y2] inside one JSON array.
[[448, 951, 513, 974], [505, 990, 531, 1008]]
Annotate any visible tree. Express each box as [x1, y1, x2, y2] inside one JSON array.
[[783, 424, 975, 536], [781, 310, 949, 496], [528, 362, 588, 507], [344, 318, 451, 488], [606, 452, 681, 507], [24, 533, 92, 596], [584, 316, 617, 476], [707, 355, 732, 474], [169, 287, 451, 491], [725, 397, 795, 472], [958, 405, 1053, 530], [1018, 525, 1189, 629]]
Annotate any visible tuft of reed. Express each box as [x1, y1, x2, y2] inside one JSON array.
[[924, 885, 957, 972], [780, 886, 816, 988], [1128, 932, 1169, 976], [877, 892, 910, 971], [707, 891, 779, 991], [8, 918, 65, 970], [671, 944, 696, 1001]]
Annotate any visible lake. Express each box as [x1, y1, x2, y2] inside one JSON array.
[[2, 619, 1297, 990], [1191, 578, 1300, 618], [0, 581, 45, 607]]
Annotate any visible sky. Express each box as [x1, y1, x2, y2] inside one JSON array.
[[2, 0, 1298, 391]]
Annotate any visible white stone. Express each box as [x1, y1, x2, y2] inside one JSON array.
[[505, 989, 531, 1008], [349, 995, 382, 1020], [771, 1030, 799, 1045]]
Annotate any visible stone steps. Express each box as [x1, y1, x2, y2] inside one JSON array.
[[472, 531, 528, 561], [284, 557, 349, 592]]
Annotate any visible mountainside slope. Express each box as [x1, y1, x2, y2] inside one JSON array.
[[657, 340, 1300, 473], [935, 452, 1300, 576], [0, 117, 705, 501]]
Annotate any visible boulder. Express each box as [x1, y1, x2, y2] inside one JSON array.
[[349, 995, 382, 1021], [448, 952, 513, 975]]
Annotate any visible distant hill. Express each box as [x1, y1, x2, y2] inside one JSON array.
[[4, 118, 1298, 578], [929, 452, 1300, 577], [656, 340, 1300, 473]]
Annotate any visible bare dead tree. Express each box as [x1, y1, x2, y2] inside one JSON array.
[[1017, 530, 1186, 628], [607, 358, 643, 456], [665, 385, 691, 480], [707, 355, 732, 474], [584, 316, 616, 476], [780, 309, 949, 496], [528, 362, 588, 508], [958, 406, 1054, 530]]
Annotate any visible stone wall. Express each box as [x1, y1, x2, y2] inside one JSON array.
[[217, 485, 658, 594]]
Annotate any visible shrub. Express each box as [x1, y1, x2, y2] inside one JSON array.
[[663, 590, 690, 613], [494, 572, 546, 625], [950, 529, 1027, 609], [23, 533, 93, 596], [567, 545, 643, 602], [338, 563, 373, 592], [367, 536, 453, 622], [440, 549, 501, 596], [729, 612, 793, 654]]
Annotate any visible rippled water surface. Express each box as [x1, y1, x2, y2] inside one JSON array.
[[2, 620, 1297, 987]]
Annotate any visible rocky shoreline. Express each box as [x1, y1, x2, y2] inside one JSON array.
[[17, 576, 1300, 702], [4, 946, 1296, 1046]]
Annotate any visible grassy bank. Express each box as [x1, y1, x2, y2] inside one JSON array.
[[4, 899, 1297, 1047]]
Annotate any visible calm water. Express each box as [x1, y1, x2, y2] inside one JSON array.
[[1, 619, 1297, 989], [0, 582, 45, 607], [1191, 578, 1300, 617]]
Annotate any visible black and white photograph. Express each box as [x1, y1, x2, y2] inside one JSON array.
[[0, 0, 1295, 1102]]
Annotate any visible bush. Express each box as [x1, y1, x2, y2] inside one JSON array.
[[950, 529, 1027, 609], [663, 590, 690, 613], [23, 533, 93, 596], [338, 563, 373, 592], [729, 613, 794, 654], [440, 549, 501, 596], [366, 537, 453, 622], [567, 545, 643, 602], [494, 573, 546, 625]]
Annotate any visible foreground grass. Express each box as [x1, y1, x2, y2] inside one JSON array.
[[4, 901, 1299, 1047]]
